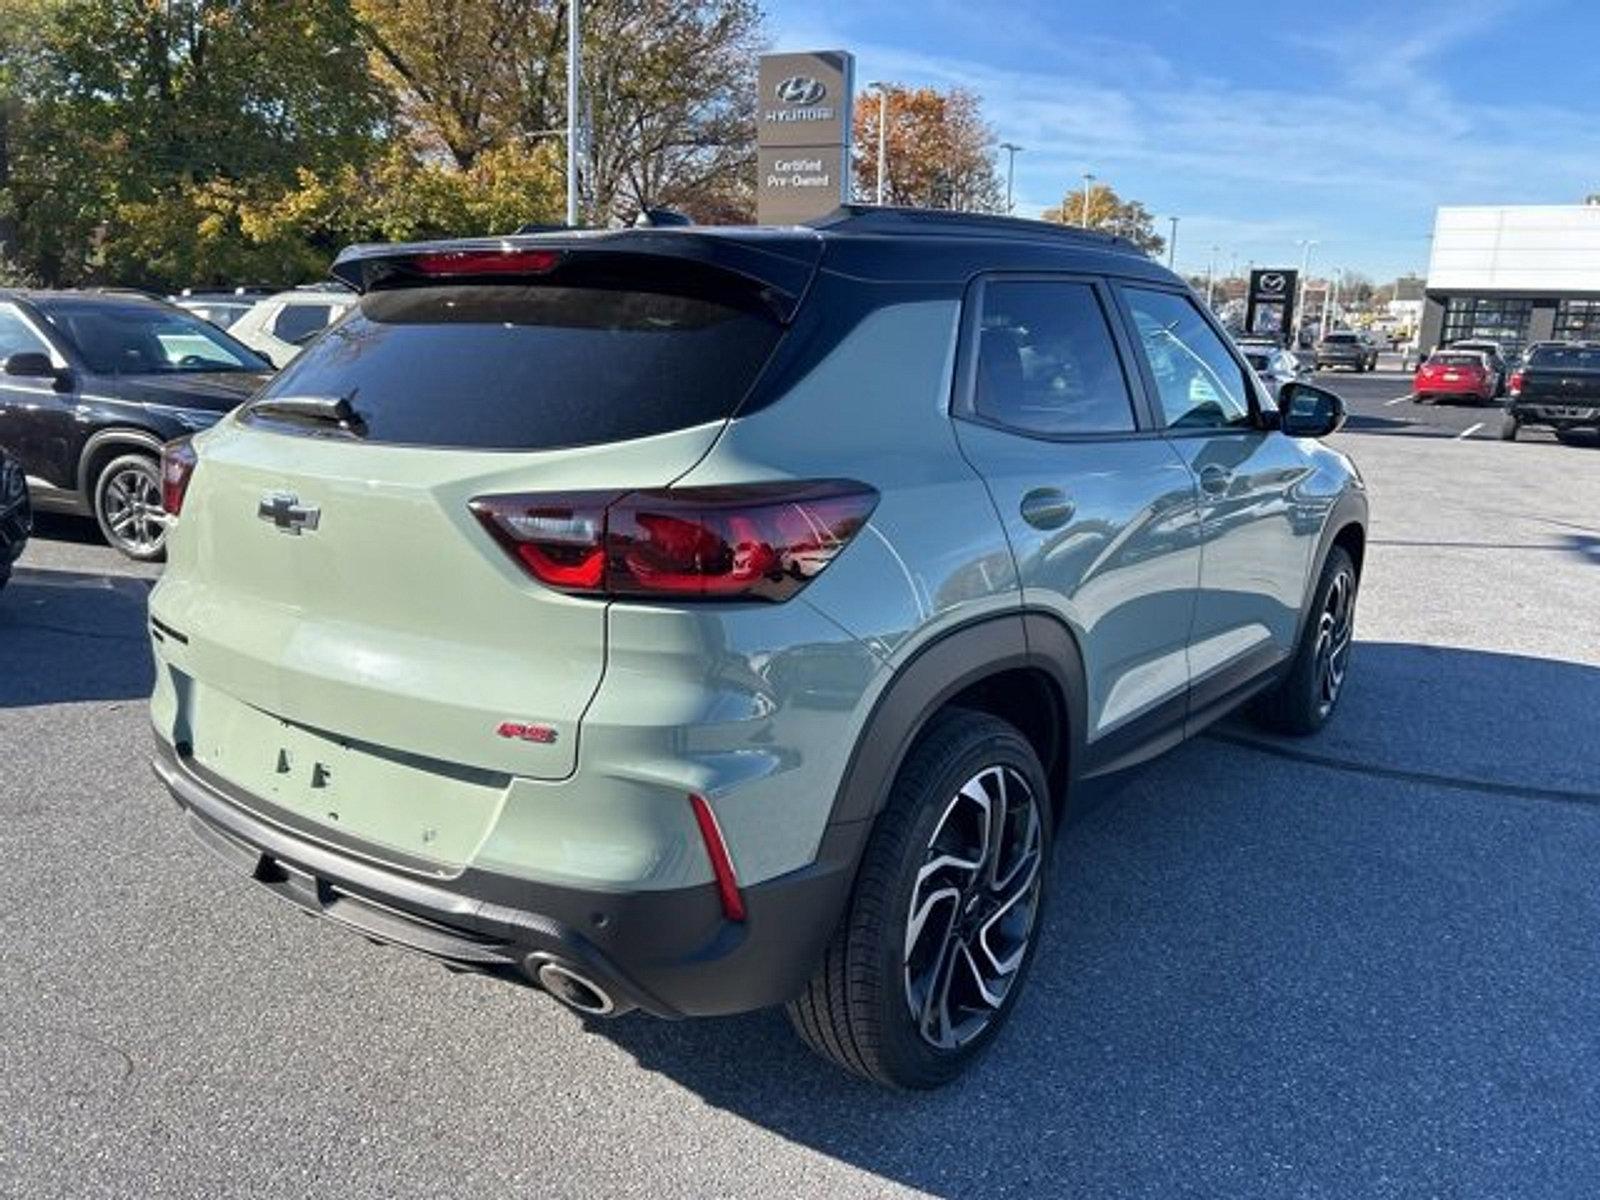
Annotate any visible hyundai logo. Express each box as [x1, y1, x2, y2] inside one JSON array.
[[775, 75, 827, 106], [1259, 273, 1287, 294]]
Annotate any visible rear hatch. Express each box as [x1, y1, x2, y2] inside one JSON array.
[[1519, 345, 1600, 405], [1419, 353, 1486, 386], [151, 236, 815, 867]]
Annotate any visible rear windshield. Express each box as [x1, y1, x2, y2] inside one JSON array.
[[1528, 345, 1600, 370], [1429, 354, 1484, 367], [1243, 352, 1271, 369], [245, 283, 782, 450], [1323, 333, 1358, 344]]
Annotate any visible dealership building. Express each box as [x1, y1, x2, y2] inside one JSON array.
[[1420, 203, 1600, 357]]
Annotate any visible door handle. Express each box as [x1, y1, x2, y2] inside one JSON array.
[[1019, 487, 1076, 530], [1197, 464, 1233, 495]]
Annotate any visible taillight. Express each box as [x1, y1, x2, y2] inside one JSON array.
[[161, 437, 197, 516], [409, 247, 562, 277], [1509, 370, 1524, 395], [470, 480, 877, 602]]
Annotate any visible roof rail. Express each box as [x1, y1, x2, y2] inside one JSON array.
[[806, 204, 1145, 256]]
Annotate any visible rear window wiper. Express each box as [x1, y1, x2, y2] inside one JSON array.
[[249, 393, 367, 435]]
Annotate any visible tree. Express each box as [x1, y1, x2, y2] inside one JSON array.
[[1042, 184, 1165, 256], [354, 0, 762, 224], [852, 85, 1003, 212]]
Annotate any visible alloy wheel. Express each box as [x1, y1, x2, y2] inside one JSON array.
[[903, 764, 1043, 1051], [1312, 567, 1356, 718], [101, 462, 166, 557]]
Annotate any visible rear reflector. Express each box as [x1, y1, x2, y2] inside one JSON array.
[[689, 794, 746, 922], [161, 437, 198, 516], [409, 248, 563, 277], [470, 481, 877, 602]]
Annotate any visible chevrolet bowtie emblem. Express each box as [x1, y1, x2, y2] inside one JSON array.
[[258, 491, 321, 534]]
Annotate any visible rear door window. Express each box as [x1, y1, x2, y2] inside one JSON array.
[[247, 283, 783, 450], [969, 280, 1137, 436]]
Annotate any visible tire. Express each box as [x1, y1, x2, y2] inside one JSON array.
[[1500, 414, 1520, 441], [1555, 429, 1595, 447], [92, 452, 167, 562], [1251, 545, 1358, 736], [787, 709, 1052, 1089]]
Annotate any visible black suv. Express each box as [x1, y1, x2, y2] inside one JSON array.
[[0, 291, 271, 559], [0, 446, 30, 590]]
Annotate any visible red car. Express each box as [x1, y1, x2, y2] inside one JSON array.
[[1414, 350, 1496, 405]]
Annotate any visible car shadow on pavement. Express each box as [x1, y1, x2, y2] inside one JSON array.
[[0, 566, 153, 707], [587, 641, 1600, 1197]]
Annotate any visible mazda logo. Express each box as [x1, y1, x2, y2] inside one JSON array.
[[775, 75, 826, 106], [1259, 273, 1287, 294]]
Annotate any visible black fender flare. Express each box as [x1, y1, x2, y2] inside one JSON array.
[[827, 612, 1087, 829], [76, 428, 165, 499], [1293, 485, 1368, 649]]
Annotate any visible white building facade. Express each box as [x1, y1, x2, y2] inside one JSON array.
[[1421, 204, 1600, 356]]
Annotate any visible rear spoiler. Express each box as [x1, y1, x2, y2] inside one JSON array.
[[329, 229, 825, 324]]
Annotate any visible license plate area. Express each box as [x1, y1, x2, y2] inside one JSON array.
[[184, 683, 509, 872]]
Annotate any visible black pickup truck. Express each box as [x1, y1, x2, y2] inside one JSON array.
[[1503, 343, 1600, 443]]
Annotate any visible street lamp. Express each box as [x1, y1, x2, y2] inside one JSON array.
[[1293, 238, 1319, 347], [868, 82, 891, 206], [1081, 173, 1096, 227], [999, 142, 1023, 213], [566, 0, 581, 226], [1167, 216, 1179, 269]]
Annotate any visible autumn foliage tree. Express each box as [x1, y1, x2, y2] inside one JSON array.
[[852, 85, 1002, 213], [1042, 183, 1166, 256]]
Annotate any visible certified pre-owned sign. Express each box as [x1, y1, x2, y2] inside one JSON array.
[[756, 50, 854, 224]]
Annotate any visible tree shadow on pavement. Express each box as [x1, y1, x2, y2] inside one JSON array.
[[589, 642, 1600, 1198], [0, 566, 153, 707]]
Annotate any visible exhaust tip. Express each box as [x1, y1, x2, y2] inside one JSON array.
[[536, 961, 616, 1016]]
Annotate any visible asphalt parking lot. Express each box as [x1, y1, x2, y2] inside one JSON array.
[[4, 407, 1599, 1197]]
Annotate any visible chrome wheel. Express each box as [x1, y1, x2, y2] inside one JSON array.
[[1312, 566, 1356, 718], [99, 461, 166, 557], [904, 764, 1043, 1051]]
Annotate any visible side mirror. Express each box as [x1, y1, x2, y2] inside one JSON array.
[[4, 351, 59, 379], [1277, 380, 1346, 438]]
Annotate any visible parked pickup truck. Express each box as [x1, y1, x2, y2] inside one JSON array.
[[1503, 343, 1600, 443]]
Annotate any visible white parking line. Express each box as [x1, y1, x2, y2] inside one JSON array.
[[1385, 394, 1412, 406], [1458, 422, 1484, 440]]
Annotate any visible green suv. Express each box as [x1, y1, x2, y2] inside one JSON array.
[[149, 208, 1366, 1089]]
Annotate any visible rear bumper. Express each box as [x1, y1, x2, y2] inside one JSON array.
[[1508, 402, 1600, 428], [151, 734, 864, 1018]]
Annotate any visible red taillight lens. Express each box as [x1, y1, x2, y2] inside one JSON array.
[[409, 248, 562, 277], [1509, 370, 1524, 395], [161, 437, 197, 516], [470, 481, 877, 602]]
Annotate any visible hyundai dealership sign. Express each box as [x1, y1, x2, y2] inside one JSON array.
[[756, 50, 854, 224]]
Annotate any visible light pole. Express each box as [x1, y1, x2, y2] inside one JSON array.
[[565, 0, 581, 226], [1293, 238, 1318, 347], [1167, 216, 1179, 269], [1322, 267, 1343, 333], [869, 82, 890, 205], [1205, 244, 1219, 307], [1081, 173, 1096, 227], [999, 142, 1023, 213]]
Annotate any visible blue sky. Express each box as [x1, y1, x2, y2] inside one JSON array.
[[763, 0, 1600, 280]]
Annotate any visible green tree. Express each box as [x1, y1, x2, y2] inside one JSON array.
[[1042, 183, 1166, 256]]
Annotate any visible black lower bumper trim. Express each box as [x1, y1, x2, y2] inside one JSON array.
[[151, 734, 866, 1018]]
